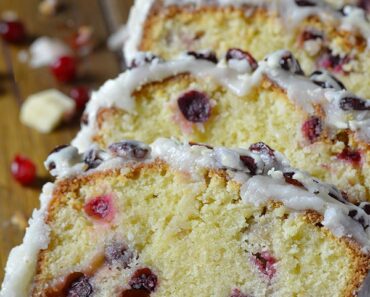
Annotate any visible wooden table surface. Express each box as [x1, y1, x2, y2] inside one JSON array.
[[0, 0, 133, 283]]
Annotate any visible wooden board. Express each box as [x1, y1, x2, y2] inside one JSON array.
[[0, 0, 133, 283]]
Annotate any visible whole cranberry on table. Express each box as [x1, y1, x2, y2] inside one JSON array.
[[11, 155, 36, 186], [70, 86, 90, 110], [50, 55, 77, 83], [0, 20, 26, 43]]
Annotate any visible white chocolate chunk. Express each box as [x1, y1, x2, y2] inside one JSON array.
[[20, 89, 75, 133], [29, 37, 71, 68]]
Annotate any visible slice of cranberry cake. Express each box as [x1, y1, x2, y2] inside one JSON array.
[[124, 0, 370, 99], [73, 50, 370, 204], [1, 139, 370, 297]]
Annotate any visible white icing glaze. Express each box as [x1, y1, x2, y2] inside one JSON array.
[[123, 0, 370, 61], [124, 0, 155, 62], [0, 183, 54, 297], [72, 50, 370, 152], [2, 139, 370, 296]]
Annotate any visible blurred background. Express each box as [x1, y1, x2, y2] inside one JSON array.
[[0, 0, 133, 282]]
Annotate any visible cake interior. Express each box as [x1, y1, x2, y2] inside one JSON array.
[[32, 163, 366, 297], [95, 74, 369, 203], [139, 4, 370, 98]]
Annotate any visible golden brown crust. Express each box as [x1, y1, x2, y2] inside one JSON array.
[[303, 211, 370, 296]]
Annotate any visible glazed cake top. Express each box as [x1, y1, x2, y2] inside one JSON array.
[[124, 0, 370, 61], [1, 138, 370, 297], [44, 138, 370, 252], [72, 50, 370, 151]]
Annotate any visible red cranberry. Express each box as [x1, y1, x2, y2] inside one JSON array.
[[251, 251, 277, 279], [84, 149, 104, 169], [187, 51, 218, 63], [358, 0, 370, 12], [66, 275, 92, 297], [0, 20, 26, 43], [300, 30, 323, 42], [129, 268, 158, 292], [51, 56, 77, 83], [177, 90, 211, 123], [309, 70, 346, 90], [317, 51, 350, 74], [337, 147, 362, 165], [226, 48, 258, 71], [361, 202, 370, 215], [230, 289, 250, 297], [11, 155, 36, 186], [348, 209, 368, 230], [283, 172, 305, 189], [84, 195, 114, 222], [279, 52, 304, 75], [70, 86, 90, 110], [339, 96, 370, 111], [328, 190, 348, 204], [301, 116, 322, 143], [108, 141, 150, 159], [240, 155, 257, 175], [249, 142, 275, 158]]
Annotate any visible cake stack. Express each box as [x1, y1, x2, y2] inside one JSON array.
[[1, 1, 370, 296]]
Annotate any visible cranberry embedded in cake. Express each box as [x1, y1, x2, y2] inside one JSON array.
[[339, 96, 370, 111], [128, 268, 158, 292], [317, 51, 351, 74], [240, 155, 257, 175], [84, 195, 115, 222], [301, 116, 322, 143], [283, 172, 305, 189], [251, 251, 277, 280], [177, 90, 212, 123], [337, 147, 362, 166], [230, 288, 250, 297], [66, 275, 93, 297], [226, 48, 258, 72]]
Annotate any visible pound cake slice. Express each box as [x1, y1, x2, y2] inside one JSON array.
[[73, 50, 370, 203], [1, 139, 370, 297], [124, 0, 370, 98]]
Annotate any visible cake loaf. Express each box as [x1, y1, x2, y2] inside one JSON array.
[[124, 0, 370, 98], [1, 138, 369, 297], [73, 50, 370, 203]]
